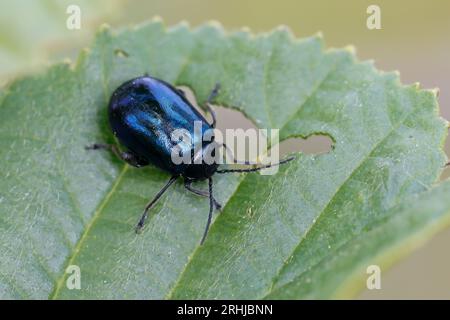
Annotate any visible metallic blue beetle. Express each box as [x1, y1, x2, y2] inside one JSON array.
[[87, 76, 293, 244]]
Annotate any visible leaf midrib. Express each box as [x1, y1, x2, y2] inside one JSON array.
[[50, 164, 129, 299]]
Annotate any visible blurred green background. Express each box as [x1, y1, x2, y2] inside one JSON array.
[[1, 0, 449, 299]]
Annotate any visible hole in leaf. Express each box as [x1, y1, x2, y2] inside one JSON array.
[[177, 86, 334, 161], [279, 135, 333, 155], [114, 48, 129, 57], [440, 132, 450, 181]]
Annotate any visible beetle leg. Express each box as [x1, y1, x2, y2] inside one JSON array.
[[205, 83, 220, 128], [184, 180, 221, 210], [207, 82, 221, 103], [200, 177, 215, 244], [85, 143, 149, 167], [135, 175, 179, 233]]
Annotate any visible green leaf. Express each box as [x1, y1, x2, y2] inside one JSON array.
[[0, 20, 448, 299], [266, 180, 450, 299]]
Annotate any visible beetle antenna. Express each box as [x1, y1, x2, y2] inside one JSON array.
[[200, 177, 215, 244], [216, 156, 295, 173], [135, 175, 178, 232]]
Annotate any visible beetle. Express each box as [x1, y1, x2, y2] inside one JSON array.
[[87, 75, 293, 244]]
